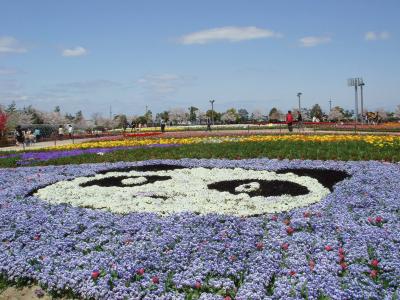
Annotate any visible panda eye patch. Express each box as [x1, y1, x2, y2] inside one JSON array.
[[208, 179, 309, 197], [79, 175, 171, 188]]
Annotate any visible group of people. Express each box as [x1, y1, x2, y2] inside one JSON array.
[[285, 111, 303, 132], [58, 124, 74, 139], [14, 126, 41, 147]]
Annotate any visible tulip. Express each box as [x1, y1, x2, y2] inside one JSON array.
[[370, 269, 378, 278], [325, 245, 333, 251], [136, 268, 145, 276], [91, 270, 100, 279], [371, 259, 379, 268], [281, 243, 289, 251], [152, 276, 159, 284], [286, 227, 294, 235], [256, 242, 264, 250]]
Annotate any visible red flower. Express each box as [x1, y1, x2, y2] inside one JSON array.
[[33, 234, 41, 241], [152, 276, 159, 284], [375, 216, 383, 223], [224, 297, 232, 300], [368, 217, 374, 223], [340, 262, 348, 270], [136, 268, 145, 276], [194, 281, 201, 289], [303, 211, 311, 218], [338, 248, 345, 255], [371, 259, 379, 268], [281, 243, 289, 251], [339, 254, 345, 262], [286, 226, 295, 235], [256, 242, 264, 250], [370, 269, 378, 278], [289, 270, 296, 276], [325, 245, 333, 251], [91, 270, 100, 279]]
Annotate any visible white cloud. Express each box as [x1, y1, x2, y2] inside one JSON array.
[[0, 36, 28, 54], [179, 26, 282, 45], [364, 31, 390, 41], [62, 46, 88, 57], [137, 74, 193, 95], [0, 67, 21, 76], [299, 36, 331, 47]]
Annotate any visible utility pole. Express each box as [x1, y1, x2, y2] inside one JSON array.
[[209, 100, 215, 125], [329, 98, 332, 112], [109, 105, 112, 120], [359, 82, 365, 124]]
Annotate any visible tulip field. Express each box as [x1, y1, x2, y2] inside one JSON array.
[[0, 133, 399, 299]]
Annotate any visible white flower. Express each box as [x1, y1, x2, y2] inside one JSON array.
[[96, 152, 104, 156], [34, 167, 330, 216], [235, 182, 260, 193]]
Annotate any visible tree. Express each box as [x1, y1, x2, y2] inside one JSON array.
[[328, 106, 344, 122], [0, 108, 7, 137], [268, 107, 281, 122], [169, 108, 188, 124], [251, 108, 266, 122], [310, 104, 323, 119], [221, 108, 239, 124], [188, 106, 198, 123], [54, 106, 61, 113], [159, 111, 170, 122], [238, 108, 249, 122], [5, 101, 17, 114], [144, 110, 153, 124], [74, 110, 87, 128], [394, 105, 400, 119], [114, 114, 128, 128], [206, 110, 221, 123]]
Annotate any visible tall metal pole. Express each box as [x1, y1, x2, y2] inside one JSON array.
[[297, 93, 302, 113], [354, 84, 358, 124], [209, 100, 215, 125], [329, 98, 332, 112], [359, 83, 365, 124]]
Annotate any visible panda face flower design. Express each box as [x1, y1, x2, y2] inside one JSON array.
[[33, 165, 347, 216]]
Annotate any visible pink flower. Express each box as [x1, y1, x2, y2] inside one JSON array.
[[194, 281, 201, 289], [375, 216, 383, 223], [370, 269, 378, 278], [325, 245, 333, 251], [91, 270, 100, 279], [338, 247, 345, 255], [152, 276, 159, 284], [281, 243, 289, 251], [286, 226, 295, 235], [136, 268, 145, 276], [371, 259, 379, 268], [271, 215, 278, 221], [309, 260, 315, 271], [256, 242, 264, 250]]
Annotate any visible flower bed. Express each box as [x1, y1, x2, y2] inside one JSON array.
[[0, 159, 399, 299], [39, 134, 400, 151]]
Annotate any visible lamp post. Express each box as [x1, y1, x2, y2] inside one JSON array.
[[209, 100, 215, 125], [297, 92, 302, 114], [359, 82, 365, 124]]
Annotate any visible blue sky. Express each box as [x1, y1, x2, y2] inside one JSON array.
[[1, 0, 399, 117]]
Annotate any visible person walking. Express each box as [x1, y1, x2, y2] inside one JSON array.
[[14, 125, 25, 147], [160, 119, 166, 133], [286, 111, 293, 132], [206, 118, 212, 131], [297, 111, 303, 131], [68, 124, 73, 138], [58, 125, 65, 139]]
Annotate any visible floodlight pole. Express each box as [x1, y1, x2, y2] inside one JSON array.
[[297, 92, 302, 113], [209, 100, 215, 125], [359, 82, 365, 124], [354, 84, 358, 124]]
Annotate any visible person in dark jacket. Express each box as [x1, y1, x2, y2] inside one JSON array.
[[15, 125, 25, 146]]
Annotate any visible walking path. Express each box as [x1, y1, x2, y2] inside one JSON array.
[[0, 138, 98, 152]]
